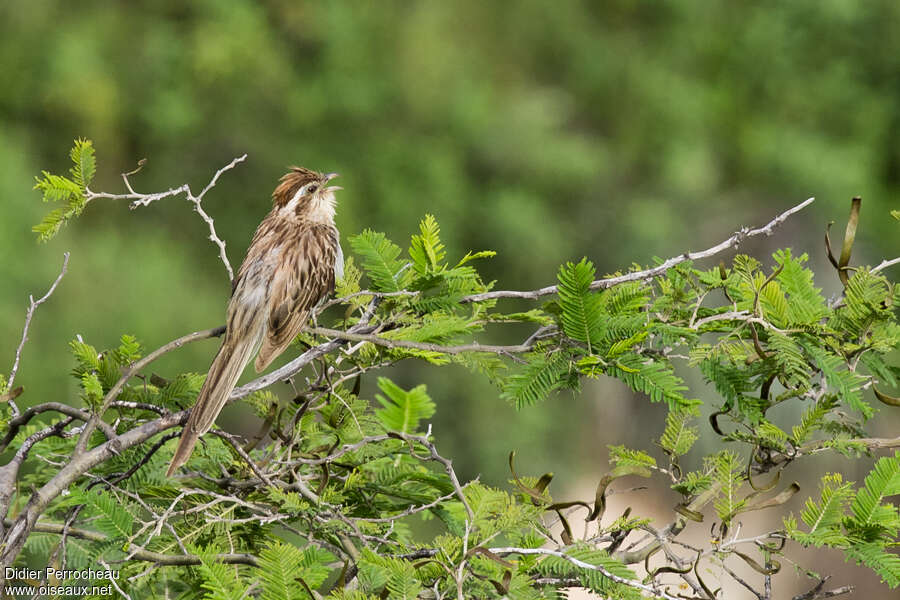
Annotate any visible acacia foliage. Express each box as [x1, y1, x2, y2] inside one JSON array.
[[4, 144, 900, 598]]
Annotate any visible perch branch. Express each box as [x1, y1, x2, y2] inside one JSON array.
[[461, 197, 815, 303], [7, 252, 69, 416]]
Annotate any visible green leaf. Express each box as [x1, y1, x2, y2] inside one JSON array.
[[608, 445, 656, 469], [258, 542, 332, 600], [258, 542, 306, 600], [850, 452, 900, 530], [70, 338, 100, 373], [767, 332, 809, 390], [802, 341, 870, 418], [72, 489, 133, 539], [456, 249, 496, 267], [501, 351, 572, 408], [609, 354, 694, 409], [709, 450, 745, 523], [80, 372, 103, 404], [790, 473, 854, 547], [846, 542, 900, 588], [349, 229, 411, 292], [194, 546, 248, 600], [69, 138, 96, 191], [408, 213, 446, 274], [358, 549, 422, 599], [773, 249, 828, 325], [659, 407, 699, 456], [375, 377, 436, 433], [32, 139, 95, 242], [791, 397, 838, 444], [557, 258, 604, 353]]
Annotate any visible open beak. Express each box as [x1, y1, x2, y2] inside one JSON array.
[[323, 172, 342, 192]]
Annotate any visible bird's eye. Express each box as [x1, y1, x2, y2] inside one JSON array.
[[306, 184, 318, 194]]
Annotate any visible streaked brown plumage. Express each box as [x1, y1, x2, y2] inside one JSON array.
[[167, 167, 343, 476]]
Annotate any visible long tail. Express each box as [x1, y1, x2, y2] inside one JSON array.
[[166, 334, 258, 476]]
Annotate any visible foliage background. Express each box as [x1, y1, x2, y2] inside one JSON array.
[[1, 1, 898, 596]]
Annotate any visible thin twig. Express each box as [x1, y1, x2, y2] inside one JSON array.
[[691, 311, 788, 332], [871, 256, 900, 274], [489, 546, 685, 600], [87, 155, 247, 281], [792, 576, 854, 600], [73, 326, 225, 455], [7, 253, 70, 416], [0, 402, 115, 453], [307, 326, 541, 355], [98, 559, 132, 600], [461, 198, 815, 303], [0, 519, 259, 566]]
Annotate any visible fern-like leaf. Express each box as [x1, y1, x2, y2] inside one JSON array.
[[349, 229, 411, 292], [557, 258, 604, 353], [709, 450, 745, 523], [72, 489, 133, 539], [846, 542, 900, 588], [849, 452, 900, 531], [69, 138, 96, 192], [790, 473, 854, 547], [660, 407, 699, 456], [501, 351, 571, 408], [408, 213, 446, 275], [375, 378, 436, 433], [610, 354, 694, 409]]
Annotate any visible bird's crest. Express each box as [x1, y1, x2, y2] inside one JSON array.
[[272, 166, 322, 208]]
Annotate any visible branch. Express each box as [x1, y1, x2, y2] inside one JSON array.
[[0, 413, 183, 566], [7, 252, 69, 416], [73, 326, 225, 455], [231, 322, 378, 400], [871, 256, 900, 274], [792, 576, 854, 600], [488, 546, 687, 600], [1, 519, 259, 566], [392, 429, 475, 523], [691, 311, 788, 332], [0, 418, 75, 526], [461, 197, 815, 303], [0, 402, 115, 453], [86, 154, 247, 282], [307, 326, 543, 356]]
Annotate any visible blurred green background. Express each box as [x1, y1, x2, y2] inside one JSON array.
[[2, 1, 899, 594]]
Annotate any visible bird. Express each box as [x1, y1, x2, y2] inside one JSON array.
[[166, 167, 343, 476]]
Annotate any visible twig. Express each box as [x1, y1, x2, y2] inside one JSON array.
[[723, 562, 763, 600], [208, 430, 274, 486], [105, 432, 179, 487], [0, 519, 258, 566], [461, 198, 815, 303], [87, 155, 247, 281], [355, 487, 471, 523], [0, 402, 115, 453], [307, 326, 541, 356], [792, 576, 854, 600], [231, 322, 379, 400], [394, 429, 475, 523], [871, 256, 900, 274], [73, 326, 225, 455], [489, 546, 685, 600], [98, 559, 132, 600], [691, 311, 788, 332], [7, 253, 70, 417]]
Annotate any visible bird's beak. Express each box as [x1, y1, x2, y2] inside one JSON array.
[[323, 172, 342, 192]]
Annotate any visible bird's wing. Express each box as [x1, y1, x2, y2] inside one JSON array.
[[254, 223, 337, 372]]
